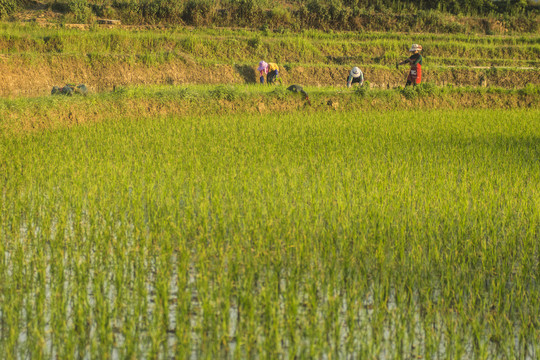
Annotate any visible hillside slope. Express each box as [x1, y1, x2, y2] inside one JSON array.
[[0, 25, 538, 97]]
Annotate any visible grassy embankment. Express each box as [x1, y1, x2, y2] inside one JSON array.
[[1, 107, 540, 358], [0, 24, 539, 96], [1, 82, 539, 135]]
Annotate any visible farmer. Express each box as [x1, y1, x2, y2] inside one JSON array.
[[257, 60, 268, 84], [287, 84, 311, 106], [257, 61, 280, 84], [397, 44, 423, 86], [346, 67, 364, 88], [266, 62, 280, 84]]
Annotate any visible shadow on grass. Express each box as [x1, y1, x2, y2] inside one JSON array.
[[234, 64, 257, 84]]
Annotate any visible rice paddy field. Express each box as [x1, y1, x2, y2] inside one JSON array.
[[1, 101, 540, 358], [1, 11, 540, 359]]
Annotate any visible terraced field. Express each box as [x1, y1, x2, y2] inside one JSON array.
[[0, 24, 539, 96]]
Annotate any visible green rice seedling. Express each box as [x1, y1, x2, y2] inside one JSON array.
[[2, 106, 540, 358]]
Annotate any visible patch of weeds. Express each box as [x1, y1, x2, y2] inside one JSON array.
[[518, 83, 540, 96], [486, 86, 506, 94], [177, 87, 196, 100], [400, 85, 417, 100], [415, 82, 438, 96], [181, 36, 198, 53], [209, 85, 240, 101], [270, 86, 288, 100], [112, 86, 138, 98], [440, 84, 454, 94], [354, 81, 370, 97], [43, 35, 64, 53], [486, 66, 499, 78], [372, 88, 397, 100], [247, 36, 261, 50], [259, 24, 271, 36], [138, 53, 156, 66], [400, 83, 439, 99]]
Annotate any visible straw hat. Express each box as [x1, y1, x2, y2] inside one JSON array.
[[351, 67, 361, 77], [409, 44, 422, 52]]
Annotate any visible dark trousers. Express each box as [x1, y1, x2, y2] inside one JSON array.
[[405, 79, 418, 87], [267, 70, 278, 84]]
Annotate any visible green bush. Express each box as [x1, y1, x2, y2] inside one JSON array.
[[182, 0, 214, 25], [68, 0, 87, 15], [138, 0, 182, 23], [0, 0, 18, 19], [71, 0, 91, 22], [228, 0, 260, 24], [305, 0, 354, 28], [91, 4, 116, 18], [268, 5, 294, 29], [415, 10, 444, 28], [52, 0, 91, 22]]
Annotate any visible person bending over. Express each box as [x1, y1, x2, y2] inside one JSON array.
[[257, 60, 268, 84], [267, 62, 280, 84], [346, 67, 364, 88]]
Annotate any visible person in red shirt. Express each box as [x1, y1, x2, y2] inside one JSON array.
[[397, 44, 423, 86]]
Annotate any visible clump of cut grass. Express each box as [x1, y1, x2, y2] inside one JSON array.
[[400, 82, 439, 99], [354, 81, 370, 97]]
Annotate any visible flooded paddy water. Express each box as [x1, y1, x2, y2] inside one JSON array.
[[1, 108, 540, 358]]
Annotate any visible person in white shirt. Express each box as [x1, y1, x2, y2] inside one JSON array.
[[346, 67, 364, 88]]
